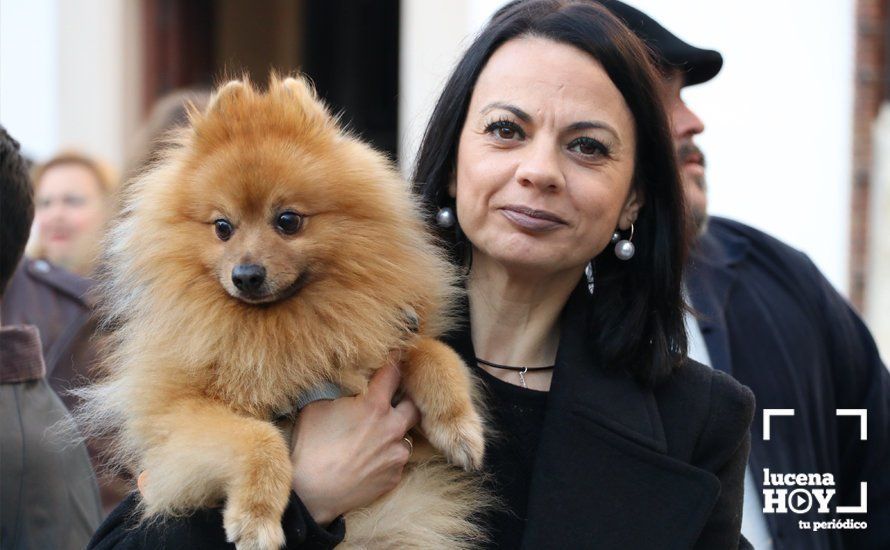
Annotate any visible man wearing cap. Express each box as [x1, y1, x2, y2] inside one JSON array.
[[598, 1, 890, 549]]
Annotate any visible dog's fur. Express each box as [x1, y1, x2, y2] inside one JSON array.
[[79, 75, 487, 549]]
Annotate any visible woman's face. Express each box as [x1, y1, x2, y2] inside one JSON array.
[[34, 162, 107, 268], [454, 36, 641, 276]]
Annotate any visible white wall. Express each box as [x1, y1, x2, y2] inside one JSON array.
[[399, 0, 511, 177], [0, 0, 59, 161], [400, 0, 855, 295], [631, 0, 854, 294], [0, 0, 142, 172]]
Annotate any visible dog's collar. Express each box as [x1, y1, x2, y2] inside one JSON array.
[[293, 381, 343, 411], [286, 307, 417, 414]]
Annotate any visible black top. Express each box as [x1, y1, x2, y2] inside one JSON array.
[[444, 282, 754, 549], [471, 365, 549, 549]]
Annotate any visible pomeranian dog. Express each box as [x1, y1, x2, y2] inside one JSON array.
[[80, 75, 487, 549]]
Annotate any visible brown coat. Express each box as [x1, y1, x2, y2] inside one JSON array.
[[1, 258, 128, 512], [1, 257, 98, 406]]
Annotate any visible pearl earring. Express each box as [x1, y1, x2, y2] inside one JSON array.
[[436, 206, 456, 228], [614, 223, 635, 260]]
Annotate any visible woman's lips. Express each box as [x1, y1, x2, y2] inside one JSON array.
[[499, 205, 567, 232]]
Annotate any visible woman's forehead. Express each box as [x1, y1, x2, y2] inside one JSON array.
[[37, 163, 102, 195], [471, 36, 633, 130]]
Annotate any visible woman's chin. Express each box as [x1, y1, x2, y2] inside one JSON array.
[[478, 251, 579, 279]]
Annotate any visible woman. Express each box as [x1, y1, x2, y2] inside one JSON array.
[[28, 151, 116, 276], [411, 2, 753, 547], [89, 1, 753, 548]]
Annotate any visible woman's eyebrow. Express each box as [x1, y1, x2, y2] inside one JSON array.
[[566, 121, 621, 143], [480, 102, 531, 123]]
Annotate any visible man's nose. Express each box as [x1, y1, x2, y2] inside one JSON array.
[[673, 100, 705, 139], [514, 140, 565, 192]]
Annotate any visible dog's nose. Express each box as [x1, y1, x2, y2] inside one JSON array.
[[232, 264, 266, 293]]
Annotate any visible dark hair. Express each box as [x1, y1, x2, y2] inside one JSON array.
[[413, 0, 688, 386], [0, 126, 34, 296]]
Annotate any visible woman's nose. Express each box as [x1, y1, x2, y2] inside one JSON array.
[[514, 140, 565, 192], [48, 202, 70, 221]]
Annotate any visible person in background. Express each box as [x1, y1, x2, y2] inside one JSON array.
[[123, 88, 211, 182], [598, 2, 890, 548], [5, 92, 213, 517], [0, 160, 128, 512], [0, 125, 103, 549], [26, 151, 116, 277]]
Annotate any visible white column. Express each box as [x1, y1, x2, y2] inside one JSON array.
[[0, 0, 59, 160], [865, 103, 890, 362], [398, 0, 509, 178], [56, 0, 142, 172]]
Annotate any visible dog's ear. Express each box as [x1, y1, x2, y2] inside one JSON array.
[[276, 75, 333, 128], [206, 79, 250, 116]]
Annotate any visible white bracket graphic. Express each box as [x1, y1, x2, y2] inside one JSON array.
[[836, 409, 868, 441], [763, 409, 795, 441], [836, 482, 868, 514]]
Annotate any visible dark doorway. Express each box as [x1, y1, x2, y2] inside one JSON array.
[[141, 0, 400, 158]]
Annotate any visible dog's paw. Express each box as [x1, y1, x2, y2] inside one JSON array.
[[423, 408, 485, 471], [224, 505, 285, 550]]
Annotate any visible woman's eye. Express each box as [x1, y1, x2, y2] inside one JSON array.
[[569, 137, 610, 158], [485, 120, 524, 141], [63, 195, 86, 207], [275, 211, 303, 235], [214, 219, 234, 241]]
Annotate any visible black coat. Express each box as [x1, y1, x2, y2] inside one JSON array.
[[686, 217, 890, 550], [447, 281, 755, 549], [88, 281, 755, 549]]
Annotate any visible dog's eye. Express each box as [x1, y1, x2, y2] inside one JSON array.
[[214, 219, 234, 241], [276, 212, 303, 235]]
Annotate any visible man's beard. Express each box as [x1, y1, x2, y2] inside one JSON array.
[[677, 140, 707, 193], [677, 139, 709, 236]]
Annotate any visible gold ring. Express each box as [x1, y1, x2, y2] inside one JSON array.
[[402, 434, 414, 455]]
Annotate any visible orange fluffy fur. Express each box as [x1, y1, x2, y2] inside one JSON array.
[[79, 75, 488, 549]]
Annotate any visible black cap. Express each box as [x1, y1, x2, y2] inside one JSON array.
[[597, 0, 723, 86]]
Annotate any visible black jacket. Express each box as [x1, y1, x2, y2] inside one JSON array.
[[686, 217, 890, 550], [448, 281, 755, 549], [88, 281, 755, 549], [88, 491, 344, 549]]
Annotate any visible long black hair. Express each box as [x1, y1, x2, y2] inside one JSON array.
[[413, 0, 688, 386]]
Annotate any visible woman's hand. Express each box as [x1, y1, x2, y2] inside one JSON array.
[[290, 355, 421, 526]]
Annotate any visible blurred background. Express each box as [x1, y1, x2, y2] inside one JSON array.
[[1, 0, 887, 358]]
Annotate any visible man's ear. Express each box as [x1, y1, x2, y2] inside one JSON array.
[[618, 187, 644, 230]]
